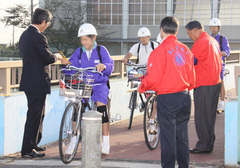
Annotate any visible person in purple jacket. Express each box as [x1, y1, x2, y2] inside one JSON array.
[[209, 18, 230, 113], [67, 23, 113, 155]]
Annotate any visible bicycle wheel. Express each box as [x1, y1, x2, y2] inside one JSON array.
[[59, 101, 83, 164], [128, 91, 137, 129], [143, 94, 160, 150]]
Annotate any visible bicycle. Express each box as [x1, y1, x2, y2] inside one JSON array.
[[126, 61, 160, 149], [217, 68, 230, 114], [126, 61, 148, 129], [143, 91, 160, 150], [58, 65, 102, 164]]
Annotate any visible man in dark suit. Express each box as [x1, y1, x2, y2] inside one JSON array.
[[19, 8, 68, 158]]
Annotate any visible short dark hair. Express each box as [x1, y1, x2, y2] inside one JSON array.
[[185, 21, 203, 30], [160, 16, 179, 34], [32, 8, 52, 25]]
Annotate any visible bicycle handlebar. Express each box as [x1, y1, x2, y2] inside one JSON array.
[[61, 65, 103, 75], [126, 61, 147, 69]]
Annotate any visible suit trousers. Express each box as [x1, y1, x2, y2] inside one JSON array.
[[21, 92, 46, 154], [157, 91, 191, 168], [194, 83, 221, 151]]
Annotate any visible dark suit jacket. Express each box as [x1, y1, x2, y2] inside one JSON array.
[[19, 26, 56, 94]]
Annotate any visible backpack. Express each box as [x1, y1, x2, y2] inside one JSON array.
[[219, 35, 223, 51], [136, 41, 155, 64], [79, 45, 110, 89]]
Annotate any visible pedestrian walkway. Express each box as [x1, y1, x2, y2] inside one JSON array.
[[2, 108, 225, 168]]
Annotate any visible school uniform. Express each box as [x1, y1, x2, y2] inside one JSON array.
[[68, 43, 113, 105], [211, 33, 230, 79]]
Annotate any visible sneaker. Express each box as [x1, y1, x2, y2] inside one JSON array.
[[102, 143, 110, 155], [217, 103, 225, 113], [66, 136, 77, 155]]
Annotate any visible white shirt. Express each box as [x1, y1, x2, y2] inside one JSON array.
[[129, 41, 159, 65], [86, 50, 93, 61]]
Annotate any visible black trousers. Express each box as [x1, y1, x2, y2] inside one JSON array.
[[21, 92, 46, 155], [194, 83, 221, 151], [157, 91, 191, 168]]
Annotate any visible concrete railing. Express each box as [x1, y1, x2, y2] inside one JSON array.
[[226, 50, 240, 64], [0, 55, 137, 95], [1, 50, 240, 95]]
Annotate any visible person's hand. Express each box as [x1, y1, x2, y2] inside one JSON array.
[[136, 87, 140, 92], [96, 63, 106, 72], [61, 58, 69, 65], [122, 57, 128, 65], [220, 51, 227, 57], [55, 53, 70, 65], [55, 53, 62, 60]]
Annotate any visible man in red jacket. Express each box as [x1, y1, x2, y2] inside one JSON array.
[[138, 16, 195, 168], [185, 21, 222, 154]]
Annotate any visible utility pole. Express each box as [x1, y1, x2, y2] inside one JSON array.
[[31, 0, 33, 21], [12, 25, 15, 50]]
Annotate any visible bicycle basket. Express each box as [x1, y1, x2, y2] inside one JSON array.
[[127, 66, 147, 81], [59, 71, 94, 98]]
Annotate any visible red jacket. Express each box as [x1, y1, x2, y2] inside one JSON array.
[[192, 32, 222, 88], [139, 35, 195, 95]]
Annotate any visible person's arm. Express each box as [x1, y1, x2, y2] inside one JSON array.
[[68, 48, 82, 67], [139, 49, 165, 93], [221, 36, 230, 59], [187, 51, 196, 91], [98, 46, 114, 76], [36, 34, 57, 65], [191, 41, 206, 62], [63, 48, 81, 75], [122, 52, 132, 64], [122, 44, 138, 64]]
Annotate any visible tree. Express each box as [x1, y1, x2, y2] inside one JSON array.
[[1, 4, 31, 28], [43, 0, 112, 57], [1, 1, 112, 57], [42, 0, 85, 56]]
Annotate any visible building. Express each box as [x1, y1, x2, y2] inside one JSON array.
[[86, 0, 240, 55]]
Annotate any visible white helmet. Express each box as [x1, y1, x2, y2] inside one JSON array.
[[209, 18, 221, 26], [156, 33, 163, 44], [78, 23, 97, 37], [138, 27, 151, 37]]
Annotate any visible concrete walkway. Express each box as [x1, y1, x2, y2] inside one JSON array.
[[1, 108, 225, 168]]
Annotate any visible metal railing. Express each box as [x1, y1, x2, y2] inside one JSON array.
[[0, 56, 137, 95]]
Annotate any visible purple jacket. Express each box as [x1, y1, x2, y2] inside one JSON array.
[[68, 45, 114, 84], [211, 33, 230, 61]]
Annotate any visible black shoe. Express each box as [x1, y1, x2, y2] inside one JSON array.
[[35, 146, 46, 152], [21, 149, 45, 158], [189, 148, 212, 154]]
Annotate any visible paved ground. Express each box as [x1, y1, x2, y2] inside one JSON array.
[[1, 104, 225, 168]]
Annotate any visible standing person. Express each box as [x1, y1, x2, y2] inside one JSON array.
[[209, 18, 230, 113], [66, 23, 113, 155], [20, 8, 68, 158], [138, 16, 195, 168], [122, 27, 158, 134], [185, 21, 222, 154], [122, 27, 158, 65]]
